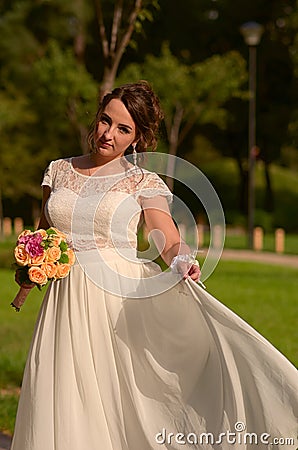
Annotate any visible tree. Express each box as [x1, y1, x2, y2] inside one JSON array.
[[117, 44, 247, 189], [30, 41, 98, 155], [0, 87, 38, 235], [93, 0, 160, 98]]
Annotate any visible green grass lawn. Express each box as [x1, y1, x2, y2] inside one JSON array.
[[0, 269, 44, 435], [0, 260, 297, 435]]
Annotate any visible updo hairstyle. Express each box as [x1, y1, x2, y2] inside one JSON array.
[[87, 81, 164, 155]]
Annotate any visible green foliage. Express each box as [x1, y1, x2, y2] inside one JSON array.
[[0, 0, 297, 224], [59, 241, 68, 252], [0, 2, 40, 82], [0, 2, 98, 205], [0, 392, 18, 436], [196, 157, 298, 232], [31, 40, 97, 128], [117, 43, 247, 145], [59, 253, 69, 264], [0, 87, 39, 198]]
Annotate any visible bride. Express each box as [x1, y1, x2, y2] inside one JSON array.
[[10, 81, 297, 450]]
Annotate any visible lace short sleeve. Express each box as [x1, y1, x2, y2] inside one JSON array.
[[41, 161, 54, 188], [138, 172, 173, 205]]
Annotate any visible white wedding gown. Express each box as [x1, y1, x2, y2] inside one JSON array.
[[10, 158, 297, 450]]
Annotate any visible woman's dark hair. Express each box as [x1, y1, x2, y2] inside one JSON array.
[[87, 81, 164, 155]]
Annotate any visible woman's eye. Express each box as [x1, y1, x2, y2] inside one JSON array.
[[99, 115, 110, 125], [119, 127, 130, 134]]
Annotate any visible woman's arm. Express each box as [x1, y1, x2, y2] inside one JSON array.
[[37, 186, 51, 230], [142, 196, 200, 281]]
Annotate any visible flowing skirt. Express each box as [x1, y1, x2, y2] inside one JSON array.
[[10, 250, 298, 450]]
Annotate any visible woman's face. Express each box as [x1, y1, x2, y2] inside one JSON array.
[[95, 98, 137, 161]]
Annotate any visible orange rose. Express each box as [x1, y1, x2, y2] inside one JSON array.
[[49, 235, 62, 247], [40, 262, 57, 278], [28, 266, 48, 285], [45, 246, 61, 262], [29, 251, 46, 266], [14, 244, 30, 266], [55, 263, 71, 279], [17, 229, 32, 241], [34, 229, 47, 238], [66, 249, 76, 266], [48, 227, 67, 239]]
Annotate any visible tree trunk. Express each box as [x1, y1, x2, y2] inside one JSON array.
[[32, 198, 40, 229], [165, 104, 184, 192], [99, 64, 118, 100], [72, 0, 88, 152], [95, 0, 143, 100], [235, 157, 248, 214], [0, 187, 3, 240], [263, 160, 274, 212]]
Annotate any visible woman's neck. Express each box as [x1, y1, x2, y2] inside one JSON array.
[[87, 153, 133, 175]]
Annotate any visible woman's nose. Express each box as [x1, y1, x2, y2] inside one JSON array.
[[103, 126, 114, 139]]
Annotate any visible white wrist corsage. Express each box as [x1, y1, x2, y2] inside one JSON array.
[[170, 252, 206, 289], [170, 253, 196, 273]]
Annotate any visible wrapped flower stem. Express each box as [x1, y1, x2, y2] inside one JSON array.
[[11, 285, 35, 312]]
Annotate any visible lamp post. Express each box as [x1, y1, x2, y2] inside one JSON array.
[[240, 21, 264, 249]]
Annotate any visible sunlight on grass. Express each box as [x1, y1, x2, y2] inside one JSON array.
[[206, 260, 298, 366]]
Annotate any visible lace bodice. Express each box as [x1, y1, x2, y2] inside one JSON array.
[[42, 158, 173, 253]]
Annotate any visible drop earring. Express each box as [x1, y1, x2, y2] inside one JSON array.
[[132, 144, 137, 166]]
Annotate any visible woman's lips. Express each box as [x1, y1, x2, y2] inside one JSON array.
[[99, 141, 113, 149]]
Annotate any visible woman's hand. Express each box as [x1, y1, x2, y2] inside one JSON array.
[[170, 254, 201, 283], [184, 262, 201, 282]]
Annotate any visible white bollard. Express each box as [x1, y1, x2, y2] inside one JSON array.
[[275, 228, 285, 254], [3, 217, 12, 237], [14, 217, 24, 236], [253, 226, 263, 251], [196, 224, 204, 249]]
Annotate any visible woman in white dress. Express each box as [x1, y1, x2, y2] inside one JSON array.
[[10, 81, 297, 450]]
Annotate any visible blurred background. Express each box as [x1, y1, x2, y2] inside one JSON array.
[[0, 1, 298, 439], [0, 0, 298, 242]]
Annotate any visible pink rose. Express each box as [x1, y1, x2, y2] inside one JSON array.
[[17, 230, 33, 243], [24, 233, 44, 258]]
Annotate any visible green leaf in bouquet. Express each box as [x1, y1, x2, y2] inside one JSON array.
[[59, 253, 69, 264], [42, 240, 50, 249], [59, 241, 68, 252], [46, 228, 57, 235]]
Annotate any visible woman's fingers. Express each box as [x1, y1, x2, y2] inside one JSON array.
[[183, 263, 201, 281]]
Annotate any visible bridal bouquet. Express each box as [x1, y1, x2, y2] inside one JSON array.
[[11, 227, 75, 312]]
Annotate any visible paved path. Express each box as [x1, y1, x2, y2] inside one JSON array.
[[1, 249, 297, 449], [0, 433, 11, 450], [221, 248, 298, 268]]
